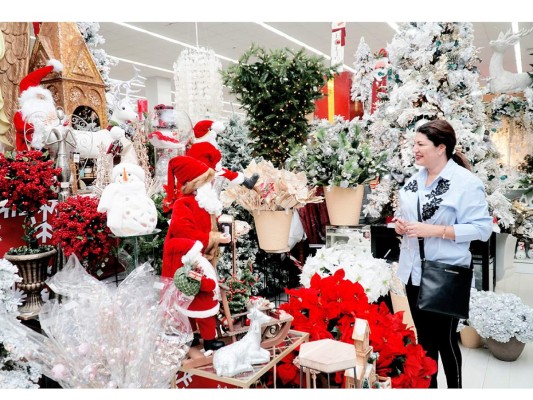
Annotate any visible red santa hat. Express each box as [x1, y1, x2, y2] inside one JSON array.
[[185, 142, 221, 170], [193, 120, 224, 139], [19, 59, 63, 94], [164, 155, 214, 208], [193, 120, 214, 139]]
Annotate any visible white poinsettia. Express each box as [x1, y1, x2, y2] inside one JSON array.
[[299, 242, 393, 303]]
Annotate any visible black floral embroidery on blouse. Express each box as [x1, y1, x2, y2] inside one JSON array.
[[404, 180, 418, 193], [422, 178, 450, 221]]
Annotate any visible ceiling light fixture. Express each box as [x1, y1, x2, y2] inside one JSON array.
[[255, 22, 356, 73], [112, 22, 238, 64], [511, 22, 523, 74], [108, 55, 174, 74]]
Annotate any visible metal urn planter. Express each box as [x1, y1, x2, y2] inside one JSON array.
[[5, 248, 57, 320]]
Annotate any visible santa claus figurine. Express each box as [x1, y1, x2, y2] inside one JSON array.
[[186, 119, 259, 190], [14, 59, 63, 151], [162, 155, 231, 351]]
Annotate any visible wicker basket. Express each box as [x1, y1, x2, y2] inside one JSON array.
[[174, 268, 201, 296]]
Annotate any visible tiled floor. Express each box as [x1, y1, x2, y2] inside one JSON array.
[[437, 266, 533, 389]]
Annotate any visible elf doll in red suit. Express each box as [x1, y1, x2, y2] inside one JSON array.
[[162, 155, 231, 351], [186, 119, 259, 189], [13, 59, 63, 151]]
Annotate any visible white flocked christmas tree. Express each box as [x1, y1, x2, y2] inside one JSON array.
[[351, 37, 375, 115], [0, 259, 41, 388], [361, 22, 514, 228]]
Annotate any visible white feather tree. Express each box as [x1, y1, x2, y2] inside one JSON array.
[[362, 22, 514, 228], [173, 47, 224, 124]]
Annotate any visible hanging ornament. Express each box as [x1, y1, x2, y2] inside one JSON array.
[[173, 47, 224, 123]]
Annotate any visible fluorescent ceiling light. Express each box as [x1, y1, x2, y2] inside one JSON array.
[[511, 22, 523, 74], [108, 55, 174, 74], [255, 22, 355, 73], [113, 22, 238, 64], [387, 22, 399, 33]]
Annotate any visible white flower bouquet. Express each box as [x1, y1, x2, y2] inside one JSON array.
[[299, 240, 393, 303], [459, 289, 533, 343]]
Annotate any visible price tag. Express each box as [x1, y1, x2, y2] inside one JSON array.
[[73, 152, 80, 163]]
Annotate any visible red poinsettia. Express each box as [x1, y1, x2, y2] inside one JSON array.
[[279, 271, 438, 388], [50, 195, 114, 271], [0, 150, 61, 251]]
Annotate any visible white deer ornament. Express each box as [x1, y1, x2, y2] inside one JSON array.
[[212, 307, 273, 377], [72, 68, 145, 163], [488, 27, 533, 94]]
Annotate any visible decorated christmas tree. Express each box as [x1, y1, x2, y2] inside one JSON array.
[[222, 44, 336, 168], [351, 37, 374, 115], [216, 116, 263, 299], [361, 22, 514, 227]]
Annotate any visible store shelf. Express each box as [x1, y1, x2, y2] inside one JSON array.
[[514, 258, 533, 274]]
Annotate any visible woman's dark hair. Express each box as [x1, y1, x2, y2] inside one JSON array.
[[416, 119, 471, 171]]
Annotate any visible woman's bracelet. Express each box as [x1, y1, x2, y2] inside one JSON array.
[[442, 225, 447, 239]]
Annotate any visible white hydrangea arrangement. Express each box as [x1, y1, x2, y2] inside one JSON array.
[[459, 289, 533, 344], [299, 240, 393, 303], [0, 258, 41, 388]]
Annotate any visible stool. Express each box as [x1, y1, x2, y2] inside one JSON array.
[[298, 339, 357, 388]]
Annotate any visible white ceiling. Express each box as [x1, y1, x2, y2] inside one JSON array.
[[95, 22, 533, 115]]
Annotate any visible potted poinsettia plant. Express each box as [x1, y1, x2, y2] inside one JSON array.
[[0, 150, 61, 318], [287, 117, 387, 225], [458, 289, 533, 361], [299, 241, 393, 303], [278, 270, 437, 388], [49, 195, 114, 275]]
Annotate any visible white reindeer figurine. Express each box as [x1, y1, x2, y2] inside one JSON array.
[[72, 68, 145, 163], [212, 306, 273, 377], [488, 27, 533, 94]]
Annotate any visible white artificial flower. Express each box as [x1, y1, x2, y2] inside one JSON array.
[[300, 243, 393, 303]]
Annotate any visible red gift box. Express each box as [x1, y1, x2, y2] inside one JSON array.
[[0, 200, 58, 257], [314, 71, 358, 122], [174, 371, 238, 389]]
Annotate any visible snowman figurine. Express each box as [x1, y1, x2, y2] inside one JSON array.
[[528, 243, 533, 259], [515, 241, 527, 260], [97, 162, 157, 236]]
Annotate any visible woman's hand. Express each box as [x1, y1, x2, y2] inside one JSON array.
[[404, 221, 434, 238], [394, 217, 408, 235]]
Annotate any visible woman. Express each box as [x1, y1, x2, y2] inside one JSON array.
[[394, 119, 493, 388]]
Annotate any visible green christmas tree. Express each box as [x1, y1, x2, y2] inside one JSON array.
[[216, 116, 264, 304], [222, 44, 336, 168]]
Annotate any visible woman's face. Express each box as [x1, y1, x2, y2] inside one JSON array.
[[413, 132, 445, 168]]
